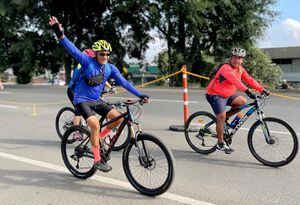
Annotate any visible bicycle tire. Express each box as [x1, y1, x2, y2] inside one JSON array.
[[248, 117, 298, 167], [99, 117, 130, 151], [122, 133, 175, 196], [61, 125, 96, 179], [185, 111, 217, 154], [55, 107, 75, 140]]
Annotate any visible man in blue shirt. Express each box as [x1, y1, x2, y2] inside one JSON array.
[[49, 16, 149, 172], [67, 49, 95, 137], [68, 48, 115, 140]]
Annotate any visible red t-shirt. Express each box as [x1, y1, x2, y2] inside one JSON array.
[[206, 64, 263, 98]]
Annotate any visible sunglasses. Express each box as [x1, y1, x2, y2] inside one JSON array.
[[98, 52, 111, 57]]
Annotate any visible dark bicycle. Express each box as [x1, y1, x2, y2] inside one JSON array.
[[185, 94, 298, 167], [55, 91, 129, 151], [61, 99, 175, 196]]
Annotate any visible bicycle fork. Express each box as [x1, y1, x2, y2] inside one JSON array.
[[257, 111, 273, 144], [130, 122, 153, 168]]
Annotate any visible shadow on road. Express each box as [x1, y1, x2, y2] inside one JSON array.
[[170, 148, 281, 170]]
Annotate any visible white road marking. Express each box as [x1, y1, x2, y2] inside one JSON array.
[[0, 104, 18, 109], [0, 151, 215, 205], [0, 91, 11, 94]]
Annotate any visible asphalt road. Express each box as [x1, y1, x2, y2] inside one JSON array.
[[0, 85, 299, 205]]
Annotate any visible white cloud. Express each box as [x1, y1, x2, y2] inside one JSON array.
[[281, 18, 300, 40], [258, 18, 300, 48]]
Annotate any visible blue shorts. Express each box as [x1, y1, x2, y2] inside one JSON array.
[[206, 93, 240, 115]]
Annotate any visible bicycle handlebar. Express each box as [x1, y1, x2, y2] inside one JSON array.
[[256, 93, 269, 100], [106, 98, 146, 108]]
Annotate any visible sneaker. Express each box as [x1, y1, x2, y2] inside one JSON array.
[[216, 142, 234, 154], [72, 131, 83, 141], [94, 160, 112, 172]]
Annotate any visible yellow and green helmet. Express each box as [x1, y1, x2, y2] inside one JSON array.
[[92, 40, 112, 52]]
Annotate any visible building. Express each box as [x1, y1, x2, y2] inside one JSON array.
[[262, 47, 300, 83], [127, 64, 159, 85]]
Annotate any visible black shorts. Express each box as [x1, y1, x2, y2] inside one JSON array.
[[67, 88, 81, 116], [75, 99, 113, 120], [206, 93, 240, 115]]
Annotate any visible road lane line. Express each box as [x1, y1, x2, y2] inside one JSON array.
[[0, 104, 18, 109], [0, 151, 215, 205]]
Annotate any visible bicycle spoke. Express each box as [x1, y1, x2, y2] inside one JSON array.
[[123, 134, 174, 195], [185, 112, 218, 154], [61, 126, 96, 178], [248, 118, 298, 167]]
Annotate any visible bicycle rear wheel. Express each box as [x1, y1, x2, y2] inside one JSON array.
[[122, 133, 175, 196], [55, 107, 75, 139], [185, 111, 217, 154], [61, 125, 96, 179], [248, 117, 298, 167]]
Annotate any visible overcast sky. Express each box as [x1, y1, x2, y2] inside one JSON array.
[[145, 0, 300, 63]]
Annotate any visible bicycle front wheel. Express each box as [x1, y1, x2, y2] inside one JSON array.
[[61, 125, 96, 179], [55, 107, 75, 139], [185, 111, 217, 154], [122, 133, 175, 196], [248, 117, 298, 167]]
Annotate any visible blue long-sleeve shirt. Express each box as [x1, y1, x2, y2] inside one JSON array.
[[59, 36, 142, 105]]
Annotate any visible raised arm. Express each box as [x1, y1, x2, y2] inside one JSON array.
[[49, 16, 89, 68]]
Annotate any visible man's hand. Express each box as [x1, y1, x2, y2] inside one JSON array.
[[49, 16, 64, 39], [245, 89, 257, 99], [261, 89, 270, 97], [139, 94, 150, 103]]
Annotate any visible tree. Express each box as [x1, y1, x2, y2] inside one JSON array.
[[0, 0, 153, 84], [0, 0, 279, 86], [243, 46, 281, 87], [149, 0, 278, 85]]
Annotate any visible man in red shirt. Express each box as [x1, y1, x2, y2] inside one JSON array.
[[206, 47, 269, 154]]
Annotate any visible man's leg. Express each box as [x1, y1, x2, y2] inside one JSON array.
[[99, 108, 123, 139], [73, 115, 81, 125], [206, 94, 234, 154], [216, 111, 226, 144], [226, 96, 247, 118], [72, 115, 82, 140], [86, 116, 112, 172], [215, 111, 234, 154]]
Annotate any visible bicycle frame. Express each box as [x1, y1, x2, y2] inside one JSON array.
[[224, 97, 266, 138], [75, 101, 143, 160], [101, 106, 137, 156]]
